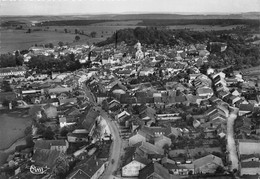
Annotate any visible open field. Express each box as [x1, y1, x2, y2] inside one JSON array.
[[168, 24, 244, 31], [1, 16, 259, 53], [0, 113, 31, 150], [0, 29, 88, 53], [0, 22, 141, 53]]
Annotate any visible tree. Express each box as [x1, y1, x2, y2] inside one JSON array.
[[43, 127, 55, 140], [101, 100, 109, 112], [90, 31, 97, 38], [25, 135, 34, 147], [2, 99, 10, 108], [1, 80, 12, 92], [75, 29, 78, 34], [60, 127, 69, 137], [0, 53, 16, 67], [52, 155, 69, 178], [24, 126, 32, 135], [58, 41, 64, 47], [64, 29, 68, 33], [26, 28, 31, 33], [11, 100, 18, 108], [215, 166, 225, 174], [15, 55, 24, 66], [75, 35, 80, 41]]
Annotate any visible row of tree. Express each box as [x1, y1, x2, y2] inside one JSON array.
[[0, 52, 24, 68], [27, 53, 81, 73]]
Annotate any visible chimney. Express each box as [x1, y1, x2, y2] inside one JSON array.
[[115, 30, 118, 49]]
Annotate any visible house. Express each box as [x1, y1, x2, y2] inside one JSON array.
[[116, 110, 130, 121], [156, 113, 181, 122], [0, 66, 27, 77], [108, 99, 121, 111], [81, 108, 99, 136], [134, 141, 164, 156], [31, 149, 67, 174], [41, 98, 59, 107], [138, 162, 172, 179], [140, 126, 168, 137], [196, 87, 213, 98], [122, 159, 149, 177], [139, 106, 156, 121], [122, 147, 151, 177], [153, 135, 172, 150], [240, 154, 260, 176], [48, 85, 72, 94], [193, 154, 223, 174], [129, 130, 149, 146], [42, 103, 58, 119], [67, 156, 107, 179], [34, 140, 69, 153], [162, 157, 194, 176], [237, 139, 260, 155], [234, 117, 252, 136], [239, 104, 254, 116], [228, 95, 241, 105], [59, 117, 77, 128], [240, 161, 260, 176], [59, 98, 77, 105], [216, 123, 227, 138], [67, 132, 88, 143]]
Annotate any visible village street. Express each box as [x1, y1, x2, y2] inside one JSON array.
[[82, 81, 122, 179], [227, 107, 239, 170], [100, 110, 122, 179]]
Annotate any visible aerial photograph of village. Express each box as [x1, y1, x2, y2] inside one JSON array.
[[0, 0, 260, 178]]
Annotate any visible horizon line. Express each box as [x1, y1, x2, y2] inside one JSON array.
[[1, 11, 260, 17]]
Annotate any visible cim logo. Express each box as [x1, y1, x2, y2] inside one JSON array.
[[30, 165, 49, 175]]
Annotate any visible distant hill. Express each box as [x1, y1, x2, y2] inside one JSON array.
[[1, 12, 260, 25]]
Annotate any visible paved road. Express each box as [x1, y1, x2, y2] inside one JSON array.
[[100, 110, 122, 179], [227, 107, 239, 170], [83, 81, 122, 179]]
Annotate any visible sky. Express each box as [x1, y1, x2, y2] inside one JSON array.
[[1, 0, 260, 16]]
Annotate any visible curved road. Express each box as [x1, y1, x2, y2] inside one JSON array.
[[82, 81, 122, 178], [100, 110, 122, 179], [227, 107, 239, 170]]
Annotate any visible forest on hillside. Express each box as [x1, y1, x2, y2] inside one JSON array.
[[97, 27, 260, 69]]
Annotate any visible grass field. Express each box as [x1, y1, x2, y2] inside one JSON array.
[[0, 29, 90, 53], [0, 113, 31, 150], [0, 21, 142, 53]]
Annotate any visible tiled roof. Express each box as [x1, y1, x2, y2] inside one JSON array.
[[81, 108, 99, 132], [32, 149, 63, 168], [241, 161, 260, 168], [34, 140, 67, 150], [139, 162, 171, 179], [67, 156, 106, 179], [240, 154, 260, 161]]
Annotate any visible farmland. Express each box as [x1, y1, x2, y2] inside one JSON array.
[[1, 15, 259, 53], [0, 20, 142, 53]]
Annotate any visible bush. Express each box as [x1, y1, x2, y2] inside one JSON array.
[[24, 126, 32, 135]]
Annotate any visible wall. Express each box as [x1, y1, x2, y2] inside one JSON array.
[[122, 161, 146, 177]]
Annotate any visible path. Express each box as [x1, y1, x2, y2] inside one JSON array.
[[226, 107, 239, 170]]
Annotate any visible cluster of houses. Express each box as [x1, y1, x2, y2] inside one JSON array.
[[0, 40, 260, 178], [0, 68, 113, 178]]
